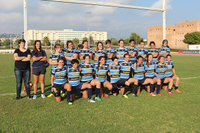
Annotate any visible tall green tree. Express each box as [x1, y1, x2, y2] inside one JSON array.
[[55, 39, 64, 48], [72, 38, 79, 49], [130, 32, 141, 45], [183, 32, 200, 44], [82, 37, 88, 41], [124, 38, 130, 45], [43, 36, 50, 46], [89, 35, 94, 45]]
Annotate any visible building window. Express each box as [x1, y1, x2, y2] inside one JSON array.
[[182, 26, 184, 27], [192, 24, 193, 26], [168, 28, 170, 30], [173, 29, 175, 31]]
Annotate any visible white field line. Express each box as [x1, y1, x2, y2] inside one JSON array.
[[0, 76, 200, 96], [0, 75, 15, 78], [0, 89, 51, 96]]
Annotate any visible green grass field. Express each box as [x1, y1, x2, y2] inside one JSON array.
[[0, 54, 200, 132]]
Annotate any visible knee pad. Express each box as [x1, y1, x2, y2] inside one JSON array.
[[54, 92, 60, 97]]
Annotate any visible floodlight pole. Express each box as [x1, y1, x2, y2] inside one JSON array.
[[163, 0, 166, 40], [24, 0, 28, 48]]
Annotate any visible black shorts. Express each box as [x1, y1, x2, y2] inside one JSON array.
[[54, 83, 66, 92], [166, 75, 174, 78], [112, 80, 127, 94], [138, 78, 146, 85], [161, 78, 166, 84], [32, 65, 46, 75], [146, 76, 155, 79]]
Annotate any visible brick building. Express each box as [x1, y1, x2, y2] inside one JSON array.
[[147, 20, 200, 49]]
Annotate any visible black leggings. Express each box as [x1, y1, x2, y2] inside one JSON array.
[[112, 80, 128, 94]]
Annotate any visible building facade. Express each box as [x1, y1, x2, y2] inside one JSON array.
[[148, 20, 200, 49], [27, 29, 107, 44]]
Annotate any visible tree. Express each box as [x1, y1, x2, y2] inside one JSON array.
[[89, 35, 94, 45], [82, 37, 88, 41], [14, 39, 20, 46], [55, 39, 64, 48], [130, 32, 141, 45], [111, 40, 118, 46], [28, 40, 35, 46], [110, 38, 117, 42], [2, 40, 10, 46], [183, 32, 200, 44], [43, 36, 50, 46], [124, 38, 130, 45], [72, 38, 79, 49]]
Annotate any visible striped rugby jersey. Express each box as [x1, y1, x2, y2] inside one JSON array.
[[52, 66, 67, 85], [62, 48, 78, 67], [79, 63, 94, 82], [67, 67, 80, 86], [115, 47, 128, 63], [108, 65, 121, 83]]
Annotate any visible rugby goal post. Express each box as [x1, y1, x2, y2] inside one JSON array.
[[23, 0, 166, 48]]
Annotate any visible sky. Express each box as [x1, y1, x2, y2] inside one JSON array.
[[0, 0, 199, 39]]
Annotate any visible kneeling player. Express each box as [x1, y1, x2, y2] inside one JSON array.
[[67, 59, 96, 103], [51, 57, 72, 104]]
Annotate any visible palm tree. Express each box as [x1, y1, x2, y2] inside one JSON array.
[[72, 38, 79, 49], [43, 36, 50, 49]]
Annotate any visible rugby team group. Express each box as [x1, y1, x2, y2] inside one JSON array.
[[13, 38, 180, 104]]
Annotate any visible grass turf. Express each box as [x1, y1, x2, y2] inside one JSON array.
[[0, 54, 200, 132]]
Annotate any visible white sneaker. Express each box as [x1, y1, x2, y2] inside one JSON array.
[[41, 94, 46, 98], [149, 92, 156, 96]]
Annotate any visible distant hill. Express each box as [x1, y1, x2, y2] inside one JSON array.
[[0, 33, 21, 38]]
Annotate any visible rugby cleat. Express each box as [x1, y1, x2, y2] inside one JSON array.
[[95, 96, 102, 101], [47, 93, 54, 98], [149, 92, 156, 96], [123, 94, 128, 98], [88, 99, 96, 103], [175, 89, 181, 93], [167, 92, 173, 95], [104, 94, 110, 99]]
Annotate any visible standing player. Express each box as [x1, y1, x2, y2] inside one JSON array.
[[137, 38, 148, 65], [67, 59, 96, 103], [48, 44, 65, 98], [155, 56, 174, 95], [148, 41, 159, 63], [62, 40, 78, 67], [79, 54, 101, 101], [133, 56, 156, 96], [115, 39, 128, 64], [94, 56, 113, 99], [128, 39, 137, 64], [159, 39, 170, 60], [165, 54, 181, 93], [51, 57, 72, 104], [105, 39, 115, 66], [93, 42, 106, 66], [79, 40, 92, 64]]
